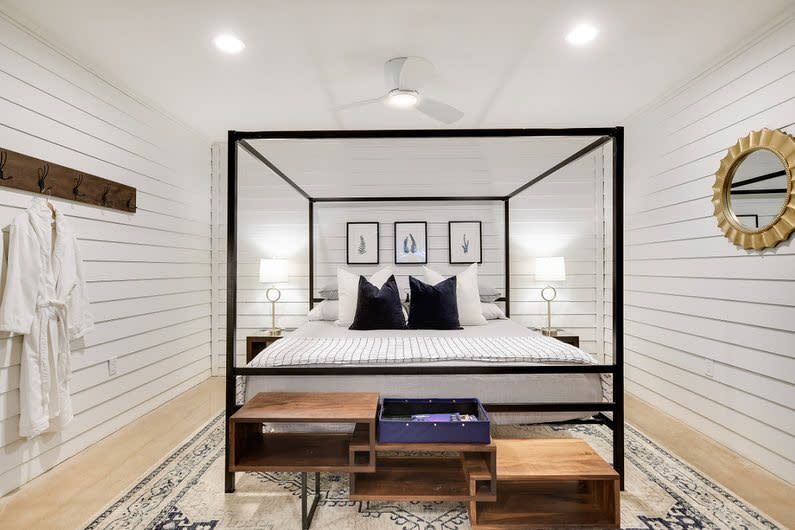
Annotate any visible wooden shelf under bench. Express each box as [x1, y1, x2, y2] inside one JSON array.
[[349, 439, 497, 503]]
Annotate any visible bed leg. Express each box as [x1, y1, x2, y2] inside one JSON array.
[[225, 470, 236, 493], [613, 407, 625, 491]]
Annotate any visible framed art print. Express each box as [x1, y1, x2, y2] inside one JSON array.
[[394, 222, 427, 264], [448, 221, 482, 264], [347, 222, 380, 264]]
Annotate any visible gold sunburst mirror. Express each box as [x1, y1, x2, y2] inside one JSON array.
[[713, 128, 795, 250]]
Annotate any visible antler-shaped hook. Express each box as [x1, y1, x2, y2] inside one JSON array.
[[37, 163, 51, 193], [100, 184, 111, 206], [0, 150, 10, 180], [73, 174, 85, 199]]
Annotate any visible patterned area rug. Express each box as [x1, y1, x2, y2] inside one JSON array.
[[84, 414, 782, 530]]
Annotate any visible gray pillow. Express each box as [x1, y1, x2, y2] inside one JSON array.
[[478, 284, 502, 303], [318, 284, 338, 300]]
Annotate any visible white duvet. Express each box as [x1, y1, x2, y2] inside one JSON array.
[[250, 330, 595, 368], [238, 320, 607, 425]]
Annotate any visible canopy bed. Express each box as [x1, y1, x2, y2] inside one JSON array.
[[224, 127, 625, 494]]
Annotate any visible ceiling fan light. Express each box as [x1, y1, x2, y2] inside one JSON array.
[[387, 89, 419, 108], [566, 23, 598, 46], [214, 34, 245, 54]]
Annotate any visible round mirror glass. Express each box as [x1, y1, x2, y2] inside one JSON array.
[[728, 149, 789, 230]]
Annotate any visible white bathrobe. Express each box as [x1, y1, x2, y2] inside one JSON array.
[[0, 199, 93, 438]]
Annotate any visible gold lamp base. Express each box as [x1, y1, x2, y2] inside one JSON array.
[[264, 287, 282, 338]]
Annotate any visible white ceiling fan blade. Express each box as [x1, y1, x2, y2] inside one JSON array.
[[399, 57, 435, 89], [384, 56, 435, 90], [334, 94, 387, 111], [384, 57, 407, 89], [416, 97, 464, 124]]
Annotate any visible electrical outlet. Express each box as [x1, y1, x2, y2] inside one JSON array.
[[108, 357, 118, 377], [704, 359, 715, 378]]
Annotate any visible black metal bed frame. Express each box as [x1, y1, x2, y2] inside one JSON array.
[[225, 127, 625, 493]]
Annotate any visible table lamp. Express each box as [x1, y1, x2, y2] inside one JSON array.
[[259, 258, 289, 336], [535, 256, 566, 337]]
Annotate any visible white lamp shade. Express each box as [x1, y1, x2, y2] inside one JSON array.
[[259, 258, 289, 284], [535, 256, 566, 282]]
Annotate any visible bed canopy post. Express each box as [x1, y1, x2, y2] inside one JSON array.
[[225, 131, 239, 493], [308, 199, 315, 310], [612, 127, 625, 489], [503, 199, 510, 317]]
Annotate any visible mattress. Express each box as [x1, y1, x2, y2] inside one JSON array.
[[241, 319, 606, 424]]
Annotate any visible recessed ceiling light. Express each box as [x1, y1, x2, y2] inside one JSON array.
[[386, 89, 419, 108], [214, 34, 245, 54], [566, 23, 598, 46]]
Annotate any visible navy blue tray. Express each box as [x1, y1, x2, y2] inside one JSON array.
[[378, 398, 491, 444]]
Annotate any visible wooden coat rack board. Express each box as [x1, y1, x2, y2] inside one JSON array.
[[0, 147, 136, 213]]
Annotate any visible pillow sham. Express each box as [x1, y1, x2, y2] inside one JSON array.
[[337, 266, 393, 326], [350, 275, 406, 330], [478, 284, 502, 303], [407, 275, 461, 330], [424, 263, 486, 326], [481, 302, 506, 320], [318, 284, 338, 300], [307, 300, 339, 321]]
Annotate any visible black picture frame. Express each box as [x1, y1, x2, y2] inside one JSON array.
[[736, 214, 760, 229], [346, 222, 380, 264], [394, 221, 428, 264], [448, 221, 483, 264]]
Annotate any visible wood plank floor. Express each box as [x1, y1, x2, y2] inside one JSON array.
[[0, 379, 791, 529], [0, 377, 224, 530], [626, 393, 794, 529]]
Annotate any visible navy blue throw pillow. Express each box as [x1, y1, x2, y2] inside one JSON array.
[[407, 275, 461, 330], [350, 275, 407, 330]]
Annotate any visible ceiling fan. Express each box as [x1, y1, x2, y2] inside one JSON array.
[[335, 57, 465, 124]]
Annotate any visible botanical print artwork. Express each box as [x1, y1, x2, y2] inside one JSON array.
[[347, 222, 379, 264], [394, 222, 427, 264], [449, 221, 482, 264]]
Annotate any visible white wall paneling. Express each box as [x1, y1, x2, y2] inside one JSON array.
[[0, 14, 212, 495], [625, 14, 795, 484], [212, 144, 309, 373], [510, 151, 610, 360]]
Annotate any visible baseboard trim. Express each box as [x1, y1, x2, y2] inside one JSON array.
[[626, 392, 794, 528]]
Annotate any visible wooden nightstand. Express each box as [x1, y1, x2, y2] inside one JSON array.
[[554, 335, 580, 348], [246, 334, 284, 363], [246, 328, 297, 363], [532, 328, 580, 348]]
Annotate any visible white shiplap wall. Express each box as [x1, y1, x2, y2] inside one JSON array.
[[0, 15, 212, 495], [212, 142, 610, 372], [213, 144, 310, 372], [625, 14, 795, 484], [510, 151, 608, 360]]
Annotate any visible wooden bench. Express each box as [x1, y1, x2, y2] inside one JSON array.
[[469, 438, 620, 529]]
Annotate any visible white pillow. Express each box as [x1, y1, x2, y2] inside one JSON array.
[[424, 263, 486, 326], [336, 266, 393, 326], [308, 300, 339, 321], [481, 302, 506, 320]]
